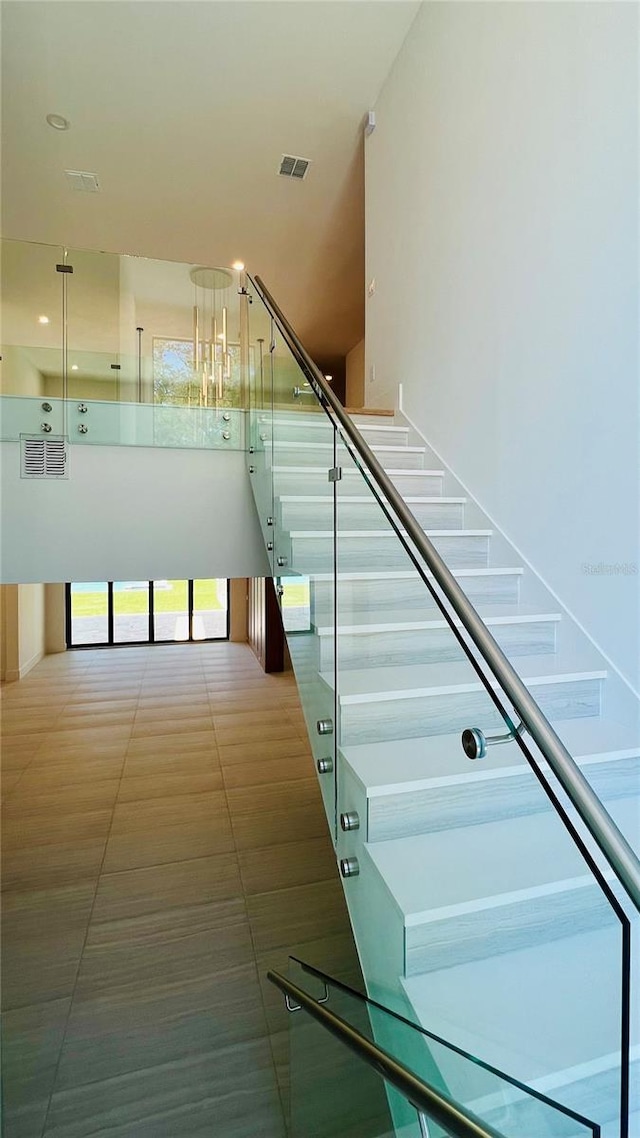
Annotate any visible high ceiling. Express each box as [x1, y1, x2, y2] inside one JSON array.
[[1, 1, 419, 360]]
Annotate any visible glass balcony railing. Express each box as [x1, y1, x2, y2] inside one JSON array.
[[246, 274, 639, 1138], [0, 237, 253, 449]]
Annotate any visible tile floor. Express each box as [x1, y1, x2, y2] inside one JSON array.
[[1, 642, 362, 1138]]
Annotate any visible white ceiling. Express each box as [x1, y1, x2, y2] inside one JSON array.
[[1, 1, 419, 360]]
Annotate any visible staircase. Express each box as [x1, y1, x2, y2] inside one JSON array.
[[246, 276, 640, 1138]]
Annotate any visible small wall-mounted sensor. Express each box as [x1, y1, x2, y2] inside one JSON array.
[[364, 110, 376, 137]]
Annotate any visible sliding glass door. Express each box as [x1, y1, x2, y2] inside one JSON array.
[[66, 579, 229, 647]]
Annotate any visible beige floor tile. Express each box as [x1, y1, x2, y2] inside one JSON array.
[[2, 808, 114, 851], [91, 853, 243, 923], [110, 790, 229, 834], [116, 769, 223, 802], [215, 721, 302, 747], [3, 780, 120, 819], [102, 816, 235, 873], [130, 715, 213, 739], [2, 884, 96, 1009], [222, 752, 314, 789], [2, 997, 72, 1138], [47, 1037, 285, 1136], [246, 879, 351, 955], [226, 779, 328, 851], [2, 837, 108, 892], [15, 755, 125, 791], [122, 750, 218, 779], [238, 837, 338, 895]]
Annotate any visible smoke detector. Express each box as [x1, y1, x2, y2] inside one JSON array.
[[65, 170, 100, 192], [278, 155, 311, 180]]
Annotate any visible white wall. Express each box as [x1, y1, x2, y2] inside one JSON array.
[[1, 444, 269, 584], [366, 2, 639, 690], [346, 338, 365, 408]]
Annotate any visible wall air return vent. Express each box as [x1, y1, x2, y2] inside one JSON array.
[[278, 155, 311, 180], [64, 169, 100, 192], [21, 436, 68, 479]]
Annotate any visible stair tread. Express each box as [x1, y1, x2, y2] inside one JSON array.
[[314, 604, 560, 635], [273, 418, 408, 435], [320, 651, 607, 701], [290, 527, 491, 538], [364, 796, 639, 920], [342, 718, 640, 796], [271, 441, 425, 453], [401, 925, 639, 1082], [272, 466, 445, 477], [308, 567, 524, 582], [280, 494, 465, 504]]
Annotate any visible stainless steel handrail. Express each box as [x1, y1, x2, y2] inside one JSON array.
[[251, 272, 640, 913], [267, 970, 509, 1138]]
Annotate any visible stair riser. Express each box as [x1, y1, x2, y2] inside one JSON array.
[[268, 423, 410, 447], [317, 619, 557, 672], [339, 678, 602, 747], [310, 573, 521, 622], [291, 534, 490, 574], [404, 886, 614, 976], [268, 446, 425, 470], [366, 756, 640, 843], [280, 500, 464, 531], [273, 471, 445, 498]]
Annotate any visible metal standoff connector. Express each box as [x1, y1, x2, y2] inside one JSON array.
[[316, 718, 333, 736], [340, 811, 360, 832], [317, 757, 333, 774], [41, 422, 52, 433], [340, 857, 360, 879], [78, 424, 88, 434]]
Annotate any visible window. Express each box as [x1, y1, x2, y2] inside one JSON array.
[[66, 579, 229, 647]]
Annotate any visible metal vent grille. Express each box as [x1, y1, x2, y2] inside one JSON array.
[[64, 169, 100, 193], [278, 155, 311, 180], [21, 436, 68, 479]]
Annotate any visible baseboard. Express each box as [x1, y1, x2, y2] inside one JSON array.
[[18, 649, 44, 680]]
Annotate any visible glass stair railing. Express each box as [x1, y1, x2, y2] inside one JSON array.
[[245, 274, 640, 1138], [269, 956, 601, 1138]]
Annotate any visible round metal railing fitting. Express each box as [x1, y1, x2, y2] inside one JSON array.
[[77, 403, 88, 413], [222, 431, 231, 441], [316, 718, 333, 736], [78, 424, 88, 434], [277, 556, 287, 567], [41, 402, 52, 413], [317, 757, 333, 774], [340, 857, 360, 879], [462, 720, 525, 761], [41, 422, 52, 433], [340, 811, 360, 832]]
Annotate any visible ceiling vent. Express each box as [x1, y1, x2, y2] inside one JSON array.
[[21, 436, 68, 479], [65, 169, 100, 193], [278, 155, 311, 180]]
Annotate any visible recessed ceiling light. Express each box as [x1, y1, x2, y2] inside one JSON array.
[[71, 364, 79, 371], [38, 315, 50, 324], [46, 113, 70, 131], [325, 375, 333, 382], [232, 260, 245, 271]]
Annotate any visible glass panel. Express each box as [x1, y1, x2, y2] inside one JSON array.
[[289, 958, 599, 1138], [66, 248, 126, 404], [246, 291, 275, 572], [68, 581, 108, 646], [332, 434, 624, 1137], [1, 238, 64, 399], [112, 581, 150, 643], [153, 579, 188, 642], [281, 574, 311, 633], [193, 578, 228, 640]]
